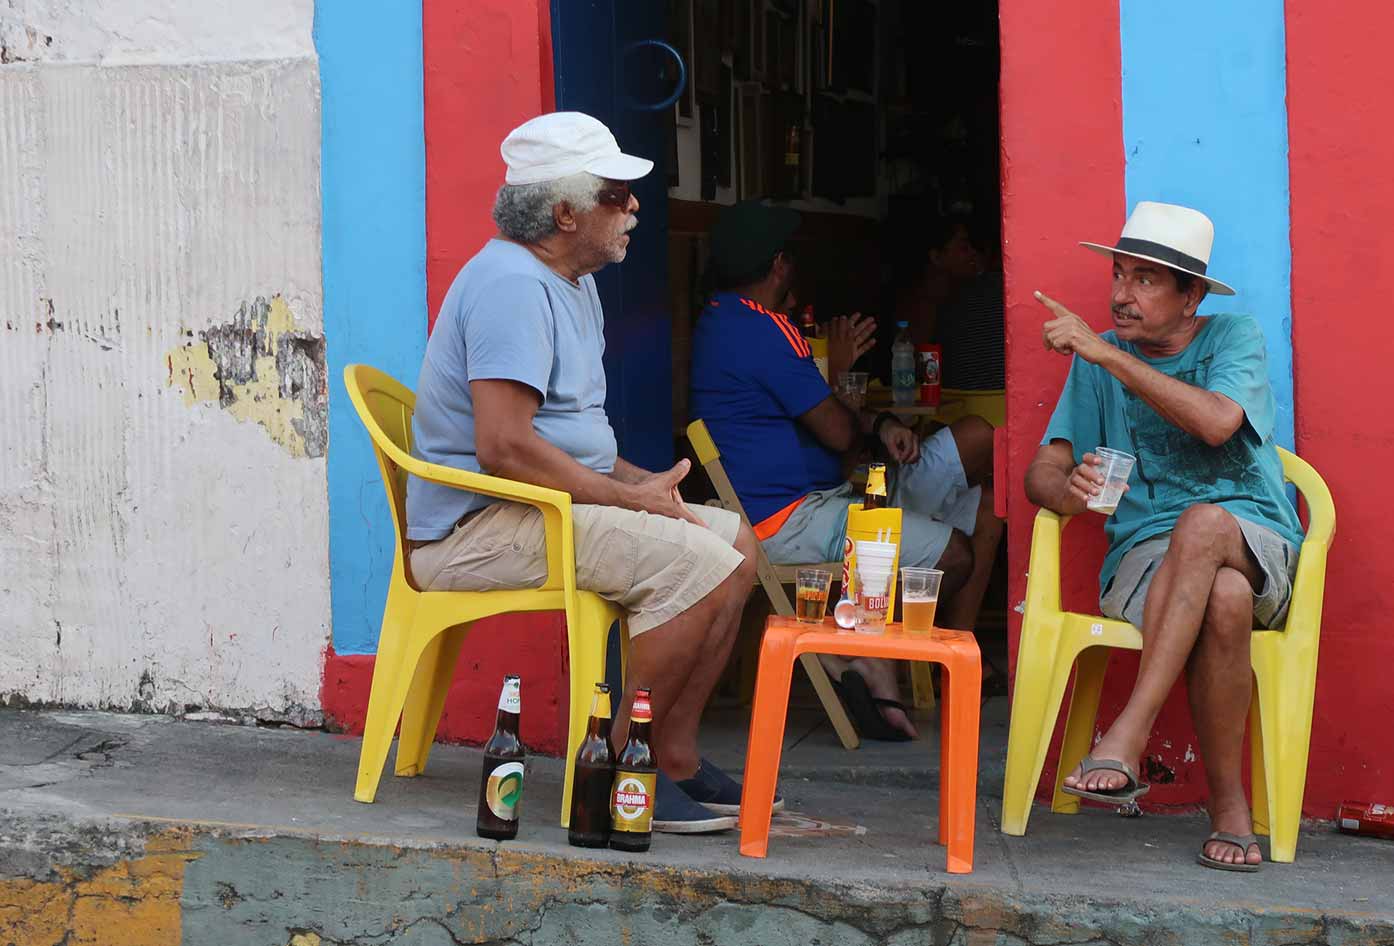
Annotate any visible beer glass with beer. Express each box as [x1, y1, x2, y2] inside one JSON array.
[[795, 568, 833, 623], [900, 567, 943, 634]]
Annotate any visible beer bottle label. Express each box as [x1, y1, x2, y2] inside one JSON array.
[[485, 761, 524, 821], [631, 694, 652, 721], [865, 464, 887, 499], [591, 686, 611, 721], [498, 677, 521, 714], [610, 770, 656, 833]]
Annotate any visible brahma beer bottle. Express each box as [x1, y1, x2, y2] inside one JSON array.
[[609, 687, 657, 852], [863, 463, 888, 510], [568, 682, 615, 848], [476, 674, 525, 841]]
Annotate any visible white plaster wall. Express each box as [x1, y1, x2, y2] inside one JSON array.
[[0, 1, 328, 719], [1, 0, 314, 64]]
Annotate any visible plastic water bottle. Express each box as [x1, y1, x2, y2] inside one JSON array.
[[891, 321, 917, 406]]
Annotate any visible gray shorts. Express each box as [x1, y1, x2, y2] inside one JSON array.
[[762, 425, 982, 568], [1100, 516, 1300, 632]]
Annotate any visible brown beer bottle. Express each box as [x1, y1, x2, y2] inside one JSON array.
[[609, 687, 658, 852], [567, 682, 615, 848], [863, 463, 888, 510], [476, 674, 525, 841]]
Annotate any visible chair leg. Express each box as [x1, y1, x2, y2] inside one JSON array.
[[561, 595, 622, 828], [1248, 693, 1270, 839], [938, 661, 951, 844], [354, 603, 425, 804], [1000, 628, 1075, 836], [1252, 665, 1314, 864], [941, 655, 981, 874], [1052, 646, 1110, 814], [739, 633, 799, 858], [394, 623, 469, 777]]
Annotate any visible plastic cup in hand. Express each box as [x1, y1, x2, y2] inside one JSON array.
[[900, 567, 943, 633], [1087, 447, 1136, 516], [795, 568, 833, 623], [854, 561, 892, 634], [837, 372, 869, 412]]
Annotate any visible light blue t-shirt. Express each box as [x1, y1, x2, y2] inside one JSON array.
[[406, 239, 617, 540], [1041, 313, 1304, 593]]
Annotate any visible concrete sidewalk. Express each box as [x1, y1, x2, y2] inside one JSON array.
[[2, 703, 1392, 945]]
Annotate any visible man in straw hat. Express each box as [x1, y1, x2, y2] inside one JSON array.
[[407, 112, 774, 835], [1025, 201, 1305, 871]]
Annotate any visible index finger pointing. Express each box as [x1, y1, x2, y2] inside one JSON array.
[[1033, 290, 1069, 317]]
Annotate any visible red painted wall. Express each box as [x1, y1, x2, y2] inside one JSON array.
[[321, 0, 574, 755], [1286, 3, 1394, 812]]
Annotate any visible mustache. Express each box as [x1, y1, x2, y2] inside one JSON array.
[[623, 217, 638, 233], [1111, 304, 1141, 319]]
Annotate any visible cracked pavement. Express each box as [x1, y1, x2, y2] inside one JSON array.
[[1, 706, 1392, 944]]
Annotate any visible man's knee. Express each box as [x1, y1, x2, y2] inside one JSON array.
[[732, 520, 759, 582], [1202, 566, 1254, 642], [950, 414, 994, 454], [1170, 503, 1234, 558], [936, 530, 974, 597]]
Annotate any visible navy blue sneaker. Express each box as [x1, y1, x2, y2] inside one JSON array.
[[674, 758, 783, 816], [653, 769, 737, 834]]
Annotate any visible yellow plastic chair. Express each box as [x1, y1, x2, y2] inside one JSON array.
[[1000, 447, 1334, 863], [344, 364, 626, 826]]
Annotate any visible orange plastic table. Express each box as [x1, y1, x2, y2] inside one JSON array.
[[737, 616, 982, 873]]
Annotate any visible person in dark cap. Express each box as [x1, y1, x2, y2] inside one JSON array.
[[689, 201, 1002, 741]]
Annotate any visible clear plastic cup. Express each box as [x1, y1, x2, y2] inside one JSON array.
[[1088, 447, 1136, 516], [837, 372, 869, 412], [854, 562, 891, 634], [795, 568, 833, 623], [900, 567, 943, 633]]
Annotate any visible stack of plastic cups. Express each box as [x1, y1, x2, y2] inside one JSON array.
[[853, 539, 897, 633]]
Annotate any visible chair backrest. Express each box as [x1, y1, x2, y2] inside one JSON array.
[[1276, 446, 1336, 545], [687, 418, 759, 525], [343, 364, 418, 548]]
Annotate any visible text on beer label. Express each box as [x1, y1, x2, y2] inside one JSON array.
[[611, 772, 656, 832], [631, 695, 652, 720], [499, 677, 521, 713]]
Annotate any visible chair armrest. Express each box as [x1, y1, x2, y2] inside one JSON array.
[[1024, 508, 1070, 616], [395, 452, 577, 594]]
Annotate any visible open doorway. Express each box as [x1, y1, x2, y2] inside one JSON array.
[[663, 0, 1008, 702]]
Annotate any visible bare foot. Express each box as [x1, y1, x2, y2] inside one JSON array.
[[1061, 732, 1141, 794], [1203, 803, 1262, 867], [847, 657, 919, 739]]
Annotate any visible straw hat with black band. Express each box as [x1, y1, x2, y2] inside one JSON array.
[[1079, 201, 1235, 296]]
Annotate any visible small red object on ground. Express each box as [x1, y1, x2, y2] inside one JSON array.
[[1337, 801, 1394, 840]]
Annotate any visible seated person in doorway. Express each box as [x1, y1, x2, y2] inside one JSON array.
[[690, 200, 1004, 741], [1025, 201, 1305, 871], [890, 213, 985, 347], [406, 112, 768, 834]]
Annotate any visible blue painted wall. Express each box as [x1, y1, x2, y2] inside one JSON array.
[[316, 3, 429, 654], [1119, 1, 1294, 448]]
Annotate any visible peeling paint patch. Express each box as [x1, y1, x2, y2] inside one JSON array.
[[0, 831, 197, 946], [166, 296, 327, 458]]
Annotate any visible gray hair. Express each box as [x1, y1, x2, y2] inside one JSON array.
[[492, 172, 602, 243]]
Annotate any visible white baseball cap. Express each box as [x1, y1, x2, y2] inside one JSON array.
[[501, 112, 654, 186]]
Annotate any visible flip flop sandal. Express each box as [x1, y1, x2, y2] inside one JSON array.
[[834, 670, 913, 742], [1197, 832, 1262, 873], [1059, 756, 1151, 805]]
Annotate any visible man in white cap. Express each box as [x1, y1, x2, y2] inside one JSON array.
[[1025, 201, 1304, 871], [406, 112, 769, 834]]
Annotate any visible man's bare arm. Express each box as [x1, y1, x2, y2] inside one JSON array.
[[1094, 347, 1244, 447], [797, 395, 860, 454], [1036, 292, 1245, 447], [1025, 439, 1110, 517], [609, 457, 652, 485], [471, 379, 701, 524]]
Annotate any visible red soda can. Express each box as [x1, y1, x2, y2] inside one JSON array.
[[1337, 801, 1394, 840], [916, 344, 941, 406]]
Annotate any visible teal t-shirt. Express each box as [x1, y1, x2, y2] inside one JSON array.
[[1041, 312, 1304, 594]]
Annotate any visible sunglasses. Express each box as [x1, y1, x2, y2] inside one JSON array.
[[596, 181, 633, 210]]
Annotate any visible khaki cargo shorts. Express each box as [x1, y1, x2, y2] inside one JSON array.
[[409, 501, 745, 637]]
